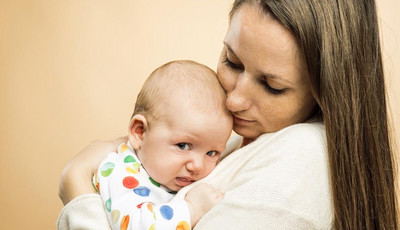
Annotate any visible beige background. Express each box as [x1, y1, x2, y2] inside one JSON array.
[[0, 1, 398, 229]]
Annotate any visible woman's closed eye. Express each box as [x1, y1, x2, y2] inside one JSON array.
[[222, 55, 244, 70], [223, 52, 286, 95], [176, 143, 191, 151], [258, 78, 287, 95]]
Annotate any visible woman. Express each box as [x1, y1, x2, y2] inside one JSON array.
[[58, 0, 398, 229]]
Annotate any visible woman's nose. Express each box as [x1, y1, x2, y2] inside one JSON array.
[[225, 75, 251, 112]]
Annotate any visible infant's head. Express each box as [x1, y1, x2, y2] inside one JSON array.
[[128, 60, 233, 191]]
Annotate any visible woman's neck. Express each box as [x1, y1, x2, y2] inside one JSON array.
[[241, 137, 255, 147]]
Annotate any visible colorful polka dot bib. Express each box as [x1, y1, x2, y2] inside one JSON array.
[[93, 143, 191, 230]]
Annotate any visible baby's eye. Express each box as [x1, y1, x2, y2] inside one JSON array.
[[176, 143, 191, 151], [206, 150, 218, 157]]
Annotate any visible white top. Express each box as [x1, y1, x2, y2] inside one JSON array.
[[57, 122, 333, 230]]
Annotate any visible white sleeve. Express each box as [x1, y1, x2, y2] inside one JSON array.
[[57, 193, 111, 230]]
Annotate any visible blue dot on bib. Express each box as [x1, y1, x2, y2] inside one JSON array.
[[160, 205, 174, 220], [133, 186, 151, 197]]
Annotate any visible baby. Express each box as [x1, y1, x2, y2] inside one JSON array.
[[93, 60, 233, 230]]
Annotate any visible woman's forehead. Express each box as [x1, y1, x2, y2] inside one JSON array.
[[225, 4, 307, 85]]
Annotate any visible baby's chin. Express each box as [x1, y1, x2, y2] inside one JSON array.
[[164, 185, 180, 193]]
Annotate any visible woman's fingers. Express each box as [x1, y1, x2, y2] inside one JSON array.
[[58, 136, 128, 205]]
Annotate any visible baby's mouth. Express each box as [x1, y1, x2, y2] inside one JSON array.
[[175, 177, 195, 187]]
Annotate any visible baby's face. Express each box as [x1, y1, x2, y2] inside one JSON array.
[[137, 102, 233, 191]]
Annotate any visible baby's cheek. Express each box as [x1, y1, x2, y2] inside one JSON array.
[[203, 163, 217, 177]]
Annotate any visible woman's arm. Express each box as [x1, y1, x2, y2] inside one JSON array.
[[58, 136, 128, 205]]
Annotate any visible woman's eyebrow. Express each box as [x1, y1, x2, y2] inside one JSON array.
[[224, 42, 240, 60], [262, 73, 295, 86], [224, 42, 294, 86]]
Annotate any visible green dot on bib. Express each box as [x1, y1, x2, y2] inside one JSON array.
[[100, 162, 115, 177], [124, 155, 136, 163], [105, 198, 111, 212]]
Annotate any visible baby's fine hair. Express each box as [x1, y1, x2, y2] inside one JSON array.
[[132, 60, 227, 126]]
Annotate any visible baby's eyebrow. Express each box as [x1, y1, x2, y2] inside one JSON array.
[[173, 133, 195, 142]]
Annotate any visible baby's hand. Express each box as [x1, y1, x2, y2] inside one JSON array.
[[184, 183, 224, 226]]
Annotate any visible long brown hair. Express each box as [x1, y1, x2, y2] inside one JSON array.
[[230, 0, 398, 229]]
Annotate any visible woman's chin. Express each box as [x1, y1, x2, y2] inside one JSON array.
[[233, 127, 259, 142]]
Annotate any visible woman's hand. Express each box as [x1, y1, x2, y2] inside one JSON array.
[[58, 136, 128, 205], [185, 183, 224, 226]]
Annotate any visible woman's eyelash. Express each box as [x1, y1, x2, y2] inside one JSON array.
[[222, 56, 243, 70], [223, 53, 286, 96], [258, 79, 286, 95]]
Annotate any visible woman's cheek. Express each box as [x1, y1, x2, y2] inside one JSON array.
[[217, 67, 233, 92]]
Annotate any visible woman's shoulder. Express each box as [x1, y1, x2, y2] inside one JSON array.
[[222, 122, 332, 228], [221, 122, 327, 164]]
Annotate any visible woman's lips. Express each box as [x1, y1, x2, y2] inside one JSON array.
[[233, 115, 255, 125], [175, 177, 195, 187]]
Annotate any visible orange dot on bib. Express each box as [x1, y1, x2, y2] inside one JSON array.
[[176, 221, 190, 230], [147, 203, 153, 213], [121, 215, 130, 230], [122, 176, 139, 189]]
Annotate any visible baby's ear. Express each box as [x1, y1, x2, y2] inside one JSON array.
[[128, 114, 148, 150]]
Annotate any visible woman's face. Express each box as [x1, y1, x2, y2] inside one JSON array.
[[217, 4, 317, 144]]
